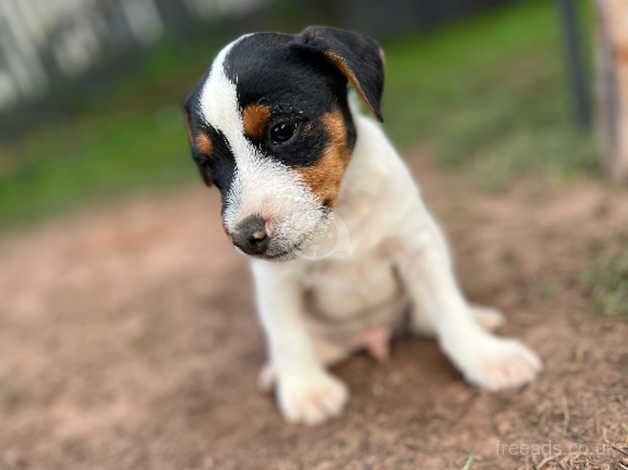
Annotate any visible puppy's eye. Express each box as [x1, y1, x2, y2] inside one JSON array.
[[269, 121, 298, 145]]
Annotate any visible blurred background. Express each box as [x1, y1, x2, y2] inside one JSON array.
[[0, 0, 602, 229], [1, 1, 627, 469]]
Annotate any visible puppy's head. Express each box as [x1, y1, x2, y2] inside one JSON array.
[[183, 26, 384, 260]]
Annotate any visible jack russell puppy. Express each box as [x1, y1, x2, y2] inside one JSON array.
[[183, 26, 542, 425]]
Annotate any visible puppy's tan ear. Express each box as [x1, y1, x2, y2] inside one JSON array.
[[294, 26, 385, 122]]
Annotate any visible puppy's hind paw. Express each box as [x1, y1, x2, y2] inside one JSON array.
[[460, 336, 542, 391], [277, 371, 348, 426]]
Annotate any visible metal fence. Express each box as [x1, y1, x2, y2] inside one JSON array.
[[0, 0, 518, 139], [0, 0, 265, 113]]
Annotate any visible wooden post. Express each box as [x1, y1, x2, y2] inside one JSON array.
[[557, 0, 592, 129], [597, 0, 628, 181]]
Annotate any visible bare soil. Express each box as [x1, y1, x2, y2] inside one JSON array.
[[0, 156, 626, 469]]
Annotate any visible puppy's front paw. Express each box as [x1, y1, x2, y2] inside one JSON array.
[[454, 335, 542, 391], [277, 370, 348, 425]]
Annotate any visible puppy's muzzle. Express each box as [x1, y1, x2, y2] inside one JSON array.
[[232, 214, 270, 256]]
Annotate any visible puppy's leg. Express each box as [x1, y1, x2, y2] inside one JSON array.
[[259, 338, 351, 392], [252, 262, 348, 425], [411, 303, 505, 336], [393, 208, 542, 391]]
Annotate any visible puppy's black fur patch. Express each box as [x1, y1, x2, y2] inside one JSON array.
[[184, 77, 236, 195], [183, 27, 384, 209], [295, 26, 385, 121], [224, 32, 350, 169]]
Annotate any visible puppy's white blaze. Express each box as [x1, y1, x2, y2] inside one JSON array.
[[199, 39, 249, 160], [199, 37, 324, 255]]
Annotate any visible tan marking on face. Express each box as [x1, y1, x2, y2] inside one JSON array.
[[195, 132, 213, 158], [296, 108, 350, 207], [323, 51, 378, 118], [242, 103, 271, 138]]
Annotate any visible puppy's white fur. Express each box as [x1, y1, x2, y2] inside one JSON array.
[[200, 39, 325, 257], [203, 38, 542, 426]]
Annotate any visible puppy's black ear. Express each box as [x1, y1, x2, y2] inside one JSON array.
[[183, 94, 213, 187], [294, 26, 385, 121]]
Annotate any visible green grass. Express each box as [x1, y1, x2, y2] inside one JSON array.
[[383, 0, 598, 190], [0, 0, 599, 230], [0, 37, 218, 230], [461, 453, 474, 470], [580, 247, 628, 317]]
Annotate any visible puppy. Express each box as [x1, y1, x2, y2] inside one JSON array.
[[183, 27, 542, 425]]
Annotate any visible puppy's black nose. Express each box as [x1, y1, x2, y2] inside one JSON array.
[[232, 215, 270, 255]]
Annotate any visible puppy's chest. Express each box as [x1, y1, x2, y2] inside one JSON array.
[[300, 251, 404, 323]]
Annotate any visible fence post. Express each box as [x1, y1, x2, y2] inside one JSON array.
[[557, 0, 592, 130], [596, 0, 628, 181]]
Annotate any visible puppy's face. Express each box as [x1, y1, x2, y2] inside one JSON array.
[[184, 27, 384, 260]]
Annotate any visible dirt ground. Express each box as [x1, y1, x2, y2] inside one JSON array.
[[0, 156, 626, 470]]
